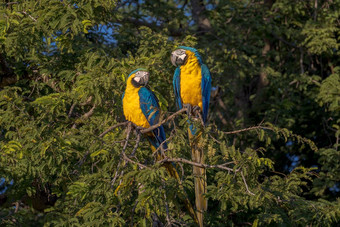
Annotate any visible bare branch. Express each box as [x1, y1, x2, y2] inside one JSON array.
[[158, 157, 237, 172], [223, 126, 272, 135], [83, 105, 96, 120], [122, 152, 149, 169], [72, 105, 96, 129], [152, 128, 176, 157], [22, 10, 37, 22], [68, 103, 76, 118], [241, 171, 255, 196], [131, 131, 141, 157], [122, 122, 132, 152], [100, 122, 129, 137], [139, 108, 187, 133]]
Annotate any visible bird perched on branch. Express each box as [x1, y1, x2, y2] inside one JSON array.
[[122, 68, 198, 223], [122, 69, 167, 151], [171, 46, 212, 227]]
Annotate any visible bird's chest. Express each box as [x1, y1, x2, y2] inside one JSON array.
[[180, 65, 203, 109], [123, 90, 150, 128]]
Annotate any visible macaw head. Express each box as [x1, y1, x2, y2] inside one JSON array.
[[170, 48, 188, 67], [128, 68, 150, 88], [170, 46, 203, 67]]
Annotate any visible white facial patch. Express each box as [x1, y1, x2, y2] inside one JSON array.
[[178, 54, 186, 61], [134, 77, 141, 82]]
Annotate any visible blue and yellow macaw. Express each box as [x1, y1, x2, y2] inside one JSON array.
[[122, 69, 167, 151], [122, 69, 198, 223], [171, 46, 212, 226]]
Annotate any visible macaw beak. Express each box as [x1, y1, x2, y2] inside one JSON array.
[[132, 71, 149, 87], [171, 49, 187, 67]]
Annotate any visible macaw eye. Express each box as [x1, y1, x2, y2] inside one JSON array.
[[176, 49, 186, 55]]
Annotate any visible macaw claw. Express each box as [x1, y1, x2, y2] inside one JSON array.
[[183, 103, 193, 119], [192, 105, 201, 116], [184, 104, 201, 120]]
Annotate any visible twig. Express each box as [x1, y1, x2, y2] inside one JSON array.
[[130, 201, 139, 227], [162, 182, 171, 226], [122, 152, 149, 169], [130, 131, 141, 157], [22, 10, 37, 22], [111, 161, 122, 187], [241, 171, 255, 196], [209, 134, 222, 144], [194, 109, 205, 126], [139, 108, 187, 133], [152, 128, 176, 157], [101, 108, 187, 139], [82, 105, 96, 120], [158, 157, 237, 173], [68, 103, 76, 118], [111, 123, 132, 187], [14, 201, 19, 213], [72, 105, 96, 129], [100, 122, 129, 137], [5, 2, 19, 6], [120, 123, 149, 169], [122, 122, 132, 152], [223, 126, 272, 135]]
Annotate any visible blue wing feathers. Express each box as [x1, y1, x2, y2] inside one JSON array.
[[173, 67, 182, 110], [138, 87, 167, 150], [201, 64, 212, 124]]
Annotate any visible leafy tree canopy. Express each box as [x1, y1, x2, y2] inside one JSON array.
[[0, 0, 339, 226]]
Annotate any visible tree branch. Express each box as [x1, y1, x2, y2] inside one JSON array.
[[22, 10, 37, 22], [223, 125, 271, 135], [241, 171, 255, 196], [139, 108, 187, 133], [100, 122, 129, 137], [157, 157, 237, 173]]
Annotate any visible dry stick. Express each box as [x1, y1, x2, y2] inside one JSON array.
[[139, 108, 187, 133], [101, 109, 187, 139], [100, 122, 129, 137], [152, 128, 176, 157], [5, 2, 19, 6], [82, 105, 96, 120], [158, 158, 236, 173], [111, 123, 132, 187], [72, 105, 96, 129], [240, 171, 255, 196], [22, 10, 37, 22], [209, 133, 222, 144], [120, 123, 149, 169], [194, 109, 205, 126], [223, 126, 272, 135], [162, 182, 171, 226], [68, 103, 76, 118], [130, 131, 141, 157], [122, 153, 149, 169]]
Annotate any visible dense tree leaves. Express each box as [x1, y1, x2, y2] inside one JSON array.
[[0, 0, 339, 226]]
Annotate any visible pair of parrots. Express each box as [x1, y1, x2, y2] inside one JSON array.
[[122, 46, 211, 226]]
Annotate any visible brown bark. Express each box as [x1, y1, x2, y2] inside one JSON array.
[[252, 0, 274, 108], [191, 0, 212, 32], [0, 53, 17, 88]]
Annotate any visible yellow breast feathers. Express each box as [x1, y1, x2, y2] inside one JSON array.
[[180, 51, 203, 110], [123, 76, 150, 128]]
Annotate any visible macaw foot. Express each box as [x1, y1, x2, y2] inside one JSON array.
[[184, 104, 202, 120], [192, 105, 201, 117], [183, 103, 193, 119]]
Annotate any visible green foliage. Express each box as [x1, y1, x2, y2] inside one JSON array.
[[0, 0, 339, 226]]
